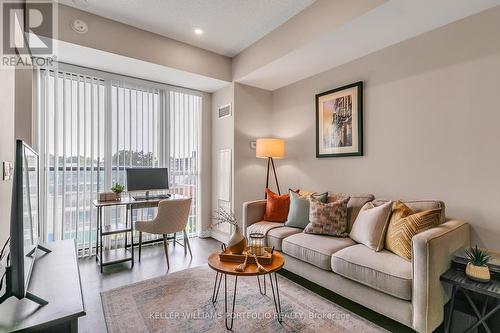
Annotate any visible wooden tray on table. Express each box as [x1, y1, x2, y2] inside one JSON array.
[[219, 247, 273, 265]]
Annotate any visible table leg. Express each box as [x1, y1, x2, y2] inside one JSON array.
[[99, 207, 103, 273], [445, 285, 456, 333], [257, 275, 266, 295], [269, 272, 282, 323], [481, 296, 489, 317], [125, 206, 128, 249], [211, 272, 223, 304], [95, 207, 100, 261], [224, 274, 238, 330], [130, 205, 134, 267], [462, 290, 500, 333]]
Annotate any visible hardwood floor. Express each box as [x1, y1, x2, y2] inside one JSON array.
[[77, 237, 220, 333]]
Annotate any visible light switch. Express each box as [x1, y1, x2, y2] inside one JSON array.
[[3, 162, 13, 180]]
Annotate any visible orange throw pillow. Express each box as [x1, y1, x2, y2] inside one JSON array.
[[263, 188, 290, 222]]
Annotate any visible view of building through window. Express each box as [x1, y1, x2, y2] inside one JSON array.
[[35, 66, 201, 256]]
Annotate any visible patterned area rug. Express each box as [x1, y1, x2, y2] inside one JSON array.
[[101, 265, 388, 333]]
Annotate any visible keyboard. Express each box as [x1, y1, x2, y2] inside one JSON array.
[[132, 194, 171, 201]]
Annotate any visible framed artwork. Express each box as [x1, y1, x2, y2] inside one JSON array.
[[315, 81, 363, 158]]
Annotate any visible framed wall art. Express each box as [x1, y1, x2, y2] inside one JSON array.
[[315, 81, 363, 158]]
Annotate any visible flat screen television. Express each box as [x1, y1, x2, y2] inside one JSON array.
[[0, 140, 50, 305]]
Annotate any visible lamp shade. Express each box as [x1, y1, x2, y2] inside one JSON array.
[[256, 138, 285, 159]]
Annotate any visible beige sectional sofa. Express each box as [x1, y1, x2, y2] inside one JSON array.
[[243, 194, 470, 333]]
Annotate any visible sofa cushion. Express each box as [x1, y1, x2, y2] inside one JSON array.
[[385, 205, 441, 261], [285, 190, 328, 229], [373, 199, 446, 223], [304, 196, 350, 236], [263, 188, 291, 222], [246, 221, 284, 239], [267, 226, 302, 250], [282, 233, 356, 270], [349, 200, 393, 251], [328, 193, 375, 231], [331, 244, 413, 300]]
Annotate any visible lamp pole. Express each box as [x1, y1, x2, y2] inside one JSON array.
[[265, 157, 280, 198]]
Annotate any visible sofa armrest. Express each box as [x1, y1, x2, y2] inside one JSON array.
[[242, 200, 266, 234], [412, 220, 470, 333]]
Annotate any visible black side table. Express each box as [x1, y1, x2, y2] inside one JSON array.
[[440, 269, 500, 333]]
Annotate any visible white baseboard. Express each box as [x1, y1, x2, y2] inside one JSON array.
[[210, 229, 230, 244], [198, 230, 212, 238]]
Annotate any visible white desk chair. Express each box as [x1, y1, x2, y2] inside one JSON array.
[[135, 198, 192, 268]]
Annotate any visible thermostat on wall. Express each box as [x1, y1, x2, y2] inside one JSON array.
[[3, 161, 13, 180]]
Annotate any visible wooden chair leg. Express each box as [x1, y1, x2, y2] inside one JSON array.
[[138, 232, 142, 262], [184, 230, 192, 258], [163, 234, 170, 269]]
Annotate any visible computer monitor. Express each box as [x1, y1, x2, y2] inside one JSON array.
[[126, 168, 169, 192]]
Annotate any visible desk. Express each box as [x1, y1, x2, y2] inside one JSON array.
[[0, 240, 85, 332], [92, 194, 185, 272]]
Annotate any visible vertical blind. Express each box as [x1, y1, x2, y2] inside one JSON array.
[[35, 64, 201, 256]]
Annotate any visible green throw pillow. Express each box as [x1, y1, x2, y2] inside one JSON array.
[[285, 190, 328, 229]]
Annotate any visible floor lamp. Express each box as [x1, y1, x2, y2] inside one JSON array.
[[256, 138, 285, 198]]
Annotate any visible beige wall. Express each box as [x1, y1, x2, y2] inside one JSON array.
[[199, 92, 212, 237], [271, 7, 500, 251], [15, 68, 33, 145], [211, 83, 234, 241], [232, 0, 385, 81], [0, 68, 16, 247], [233, 83, 272, 223], [210, 83, 272, 239], [56, 4, 232, 82]]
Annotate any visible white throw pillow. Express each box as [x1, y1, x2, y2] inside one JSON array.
[[349, 200, 393, 251]]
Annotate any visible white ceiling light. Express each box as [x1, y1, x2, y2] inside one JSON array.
[[194, 28, 203, 35]]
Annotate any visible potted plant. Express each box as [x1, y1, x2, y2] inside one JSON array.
[[111, 183, 125, 201], [465, 245, 491, 282], [211, 208, 246, 254]]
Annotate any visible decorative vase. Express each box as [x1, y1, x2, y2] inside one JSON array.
[[227, 226, 246, 255], [466, 262, 490, 283]]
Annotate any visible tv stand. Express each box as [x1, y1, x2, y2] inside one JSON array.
[[24, 291, 48, 306], [0, 244, 53, 306], [0, 240, 85, 332], [0, 266, 49, 306]]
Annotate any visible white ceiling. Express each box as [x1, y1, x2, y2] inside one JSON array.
[[236, 0, 500, 90], [57, 0, 315, 57]]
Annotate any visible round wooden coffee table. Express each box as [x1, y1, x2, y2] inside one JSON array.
[[208, 251, 285, 330]]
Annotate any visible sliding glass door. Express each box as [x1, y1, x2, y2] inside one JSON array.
[[35, 64, 201, 256]]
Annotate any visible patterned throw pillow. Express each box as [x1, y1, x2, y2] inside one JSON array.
[[263, 188, 291, 222], [285, 190, 328, 229], [388, 200, 414, 227], [304, 196, 350, 236], [385, 201, 441, 261]]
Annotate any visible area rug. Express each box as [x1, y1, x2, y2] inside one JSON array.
[[101, 265, 388, 333]]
